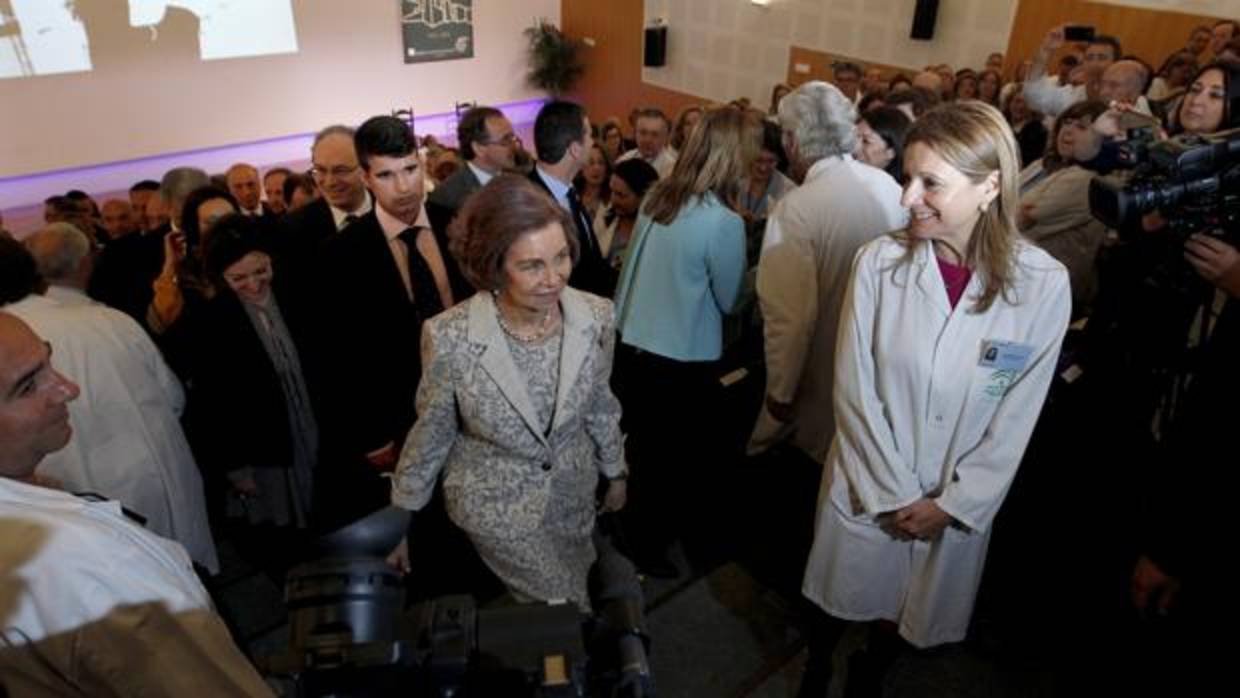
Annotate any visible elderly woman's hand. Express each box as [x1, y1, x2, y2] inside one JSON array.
[[386, 536, 411, 575], [1185, 234, 1240, 297], [601, 478, 627, 513]]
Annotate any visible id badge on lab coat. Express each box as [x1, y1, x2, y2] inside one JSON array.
[[978, 339, 1034, 399]]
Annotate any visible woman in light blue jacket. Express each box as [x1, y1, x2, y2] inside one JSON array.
[[612, 106, 759, 577]]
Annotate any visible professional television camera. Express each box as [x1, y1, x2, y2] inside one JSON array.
[[258, 508, 655, 698], [1077, 125, 1240, 437], [1088, 125, 1240, 241]]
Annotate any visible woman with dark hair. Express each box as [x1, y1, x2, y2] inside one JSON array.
[[1148, 50, 1197, 102], [572, 142, 611, 220], [612, 107, 759, 576], [854, 106, 912, 183], [977, 69, 1002, 105], [671, 105, 704, 154], [149, 186, 236, 334], [740, 119, 796, 240], [798, 102, 1070, 695], [600, 120, 626, 163], [1170, 60, 1240, 135], [1017, 100, 1111, 313], [953, 71, 979, 100], [387, 175, 626, 609], [194, 213, 320, 537], [596, 158, 659, 269], [770, 83, 792, 115], [1002, 90, 1048, 167]]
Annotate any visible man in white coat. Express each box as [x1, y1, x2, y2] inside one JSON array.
[[7, 224, 218, 572], [0, 309, 273, 695], [749, 81, 907, 462]]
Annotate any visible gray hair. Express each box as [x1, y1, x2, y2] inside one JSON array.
[[777, 81, 857, 165], [25, 223, 91, 282], [160, 167, 209, 210]]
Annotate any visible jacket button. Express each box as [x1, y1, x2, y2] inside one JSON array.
[[541, 462, 552, 472]]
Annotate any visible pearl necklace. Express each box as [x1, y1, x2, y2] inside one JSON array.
[[494, 293, 556, 342]]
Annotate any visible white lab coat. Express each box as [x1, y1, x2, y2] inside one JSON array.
[[749, 156, 907, 461], [802, 236, 1070, 647], [0, 476, 210, 642], [6, 291, 218, 572]]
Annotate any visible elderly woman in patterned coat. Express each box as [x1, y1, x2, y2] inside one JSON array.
[[387, 175, 627, 609]]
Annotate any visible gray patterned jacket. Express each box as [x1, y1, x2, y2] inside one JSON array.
[[391, 288, 625, 540]]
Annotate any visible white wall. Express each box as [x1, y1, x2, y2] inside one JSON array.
[[640, 0, 1020, 106], [0, 0, 558, 178]]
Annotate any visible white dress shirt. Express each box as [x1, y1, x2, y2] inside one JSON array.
[[330, 191, 373, 231]]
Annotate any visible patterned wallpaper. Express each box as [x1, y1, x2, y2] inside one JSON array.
[[641, 0, 1021, 105]]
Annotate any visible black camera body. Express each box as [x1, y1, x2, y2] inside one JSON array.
[[1089, 126, 1240, 242], [258, 508, 654, 698]]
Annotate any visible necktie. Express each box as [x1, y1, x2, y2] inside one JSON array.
[[340, 214, 359, 231], [398, 227, 447, 323], [566, 188, 597, 256]]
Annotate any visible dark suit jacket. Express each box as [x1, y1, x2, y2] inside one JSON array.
[[273, 198, 336, 271], [88, 226, 168, 326], [312, 211, 447, 528], [426, 164, 482, 236], [189, 281, 320, 476], [527, 168, 616, 297]]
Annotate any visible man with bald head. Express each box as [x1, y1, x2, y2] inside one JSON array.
[[0, 309, 273, 696], [1098, 59, 1152, 110], [101, 199, 138, 240], [911, 70, 944, 95], [225, 163, 267, 218]]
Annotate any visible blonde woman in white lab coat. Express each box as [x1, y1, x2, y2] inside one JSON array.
[[797, 101, 1071, 698]]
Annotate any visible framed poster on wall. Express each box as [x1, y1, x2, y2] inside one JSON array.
[[401, 0, 474, 64]]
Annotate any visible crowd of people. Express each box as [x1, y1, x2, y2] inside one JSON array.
[[3, 18, 1238, 696]]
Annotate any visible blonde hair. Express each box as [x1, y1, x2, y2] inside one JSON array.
[[642, 107, 761, 225], [902, 101, 1021, 313]]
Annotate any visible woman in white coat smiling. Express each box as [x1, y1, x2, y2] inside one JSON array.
[[797, 101, 1071, 698]]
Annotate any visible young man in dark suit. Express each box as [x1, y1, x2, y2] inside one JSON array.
[[313, 116, 458, 530], [528, 100, 614, 297]]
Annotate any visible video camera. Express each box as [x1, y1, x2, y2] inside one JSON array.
[[258, 507, 655, 698], [1088, 126, 1240, 241]]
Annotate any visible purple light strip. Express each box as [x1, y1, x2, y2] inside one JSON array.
[[0, 97, 547, 212]]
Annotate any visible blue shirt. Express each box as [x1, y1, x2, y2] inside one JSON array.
[[614, 192, 746, 361]]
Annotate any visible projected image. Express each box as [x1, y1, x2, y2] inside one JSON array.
[[0, 0, 298, 79]]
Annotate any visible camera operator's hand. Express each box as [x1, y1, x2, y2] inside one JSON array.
[[386, 536, 412, 575], [1185, 234, 1240, 297], [1131, 554, 1180, 618]]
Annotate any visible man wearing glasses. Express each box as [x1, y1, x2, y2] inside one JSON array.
[[274, 125, 373, 282], [427, 106, 518, 233]]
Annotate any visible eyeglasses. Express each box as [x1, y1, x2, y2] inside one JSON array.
[[311, 164, 360, 179]]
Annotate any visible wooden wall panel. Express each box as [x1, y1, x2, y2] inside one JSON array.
[[786, 46, 919, 92], [1006, 0, 1222, 76], [561, 0, 711, 126]]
